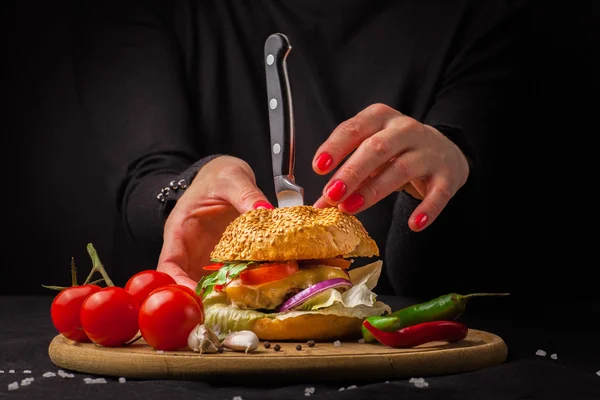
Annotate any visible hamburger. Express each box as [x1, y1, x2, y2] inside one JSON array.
[[197, 205, 390, 341]]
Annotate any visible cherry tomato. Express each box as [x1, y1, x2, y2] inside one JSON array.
[[50, 284, 101, 342], [158, 284, 205, 316], [138, 285, 204, 351], [80, 286, 140, 347], [124, 270, 176, 308], [202, 263, 224, 271], [239, 261, 299, 285]]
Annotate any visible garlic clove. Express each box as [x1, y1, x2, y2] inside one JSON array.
[[188, 324, 221, 354], [222, 330, 259, 354]]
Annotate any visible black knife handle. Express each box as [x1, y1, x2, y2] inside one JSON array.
[[264, 33, 294, 178]]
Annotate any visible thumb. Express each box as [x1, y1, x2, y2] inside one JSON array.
[[219, 166, 274, 213]]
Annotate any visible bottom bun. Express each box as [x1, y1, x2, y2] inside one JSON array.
[[249, 314, 363, 341]]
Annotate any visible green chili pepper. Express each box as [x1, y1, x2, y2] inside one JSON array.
[[362, 292, 509, 342]]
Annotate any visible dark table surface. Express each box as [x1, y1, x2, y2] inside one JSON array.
[[1, 295, 599, 400]]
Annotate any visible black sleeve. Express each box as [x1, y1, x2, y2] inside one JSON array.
[[73, 0, 215, 259], [424, 0, 530, 178]]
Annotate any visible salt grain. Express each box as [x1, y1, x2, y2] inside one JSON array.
[[233, 396, 243, 400], [8, 382, 19, 391], [9, 369, 15, 373], [596, 370, 600, 377], [84, 377, 107, 384], [20, 378, 34, 386], [58, 370, 73, 378], [43, 372, 56, 378], [410, 377, 429, 388], [333, 340, 341, 347], [535, 349, 547, 356], [551, 353, 558, 360], [156, 350, 164, 354], [304, 387, 315, 396], [119, 377, 127, 383], [338, 387, 345, 391], [23, 370, 31, 374], [346, 385, 357, 390], [0, 370, 4, 373], [357, 338, 365, 343]]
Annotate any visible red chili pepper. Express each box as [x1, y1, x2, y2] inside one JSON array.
[[362, 320, 468, 348]]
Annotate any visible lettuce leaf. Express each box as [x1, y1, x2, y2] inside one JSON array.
[[196, 262, 251, 299], [295, 260, 384, 311]]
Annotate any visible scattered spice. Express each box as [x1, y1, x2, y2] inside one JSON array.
[[218, 346, 224, 353], [264, 341, 271, 349], [307, 340, 315, 348], [274, 344, 281, 352], [296, 344, 302, 351]]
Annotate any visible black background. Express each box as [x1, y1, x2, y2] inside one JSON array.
[[1, 1, 597, 307]]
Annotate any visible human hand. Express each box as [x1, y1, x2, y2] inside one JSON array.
[[312, 104, 470, 232], [156, 156, 273, 290]]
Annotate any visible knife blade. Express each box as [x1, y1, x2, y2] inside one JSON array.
[[264, 33, 304, 208]]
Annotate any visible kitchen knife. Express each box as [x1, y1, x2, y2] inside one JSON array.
[[264, 33, 304, 208]]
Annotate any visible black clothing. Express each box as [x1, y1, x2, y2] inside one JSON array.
[[73, 0, 530, 299]]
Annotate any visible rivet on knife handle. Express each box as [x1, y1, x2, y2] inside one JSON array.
[[264, 33, 294, 179]]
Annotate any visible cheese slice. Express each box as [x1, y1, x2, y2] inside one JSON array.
[[225, 266, 348, 310]]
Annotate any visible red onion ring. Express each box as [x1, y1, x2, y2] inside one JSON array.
[[278, 278, 353, 312]]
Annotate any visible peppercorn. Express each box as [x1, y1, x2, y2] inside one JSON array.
[[307, 340, 316, 348], [273, 344, 281, 352], [263, 341, 271, 349], [217, 345, 224, 353], [296, 344, 302, 351]]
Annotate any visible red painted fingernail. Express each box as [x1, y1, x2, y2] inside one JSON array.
[[415, 213, 428, 229], [315, 153, 333, 172], [253, 200, 274, 210], [325, 180, 346, 202], [341, 193, 364, 213]]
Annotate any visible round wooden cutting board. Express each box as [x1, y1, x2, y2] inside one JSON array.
[[48, 329, 507, 383]]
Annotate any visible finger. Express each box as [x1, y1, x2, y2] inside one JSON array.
[[173, 275, 200, 291], [216, 164, 274, 213], [321, 126, 411, 205], [338, 151, 425, 214], [408, 179, 453, 232], [156, 225, 191, 283], [313, 196, 333, 209], [312, 103, 399, 175]]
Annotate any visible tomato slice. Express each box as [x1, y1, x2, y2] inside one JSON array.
[[239, 261, 299, 285], [309, 258, 352, 269], [202, 263, 224, 271]]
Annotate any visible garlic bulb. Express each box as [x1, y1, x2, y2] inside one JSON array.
[[222, 330, 259, 353], [188, 324, 221, 354]]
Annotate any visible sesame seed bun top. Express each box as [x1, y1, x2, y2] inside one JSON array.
[[210, 205, 379, 262]]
